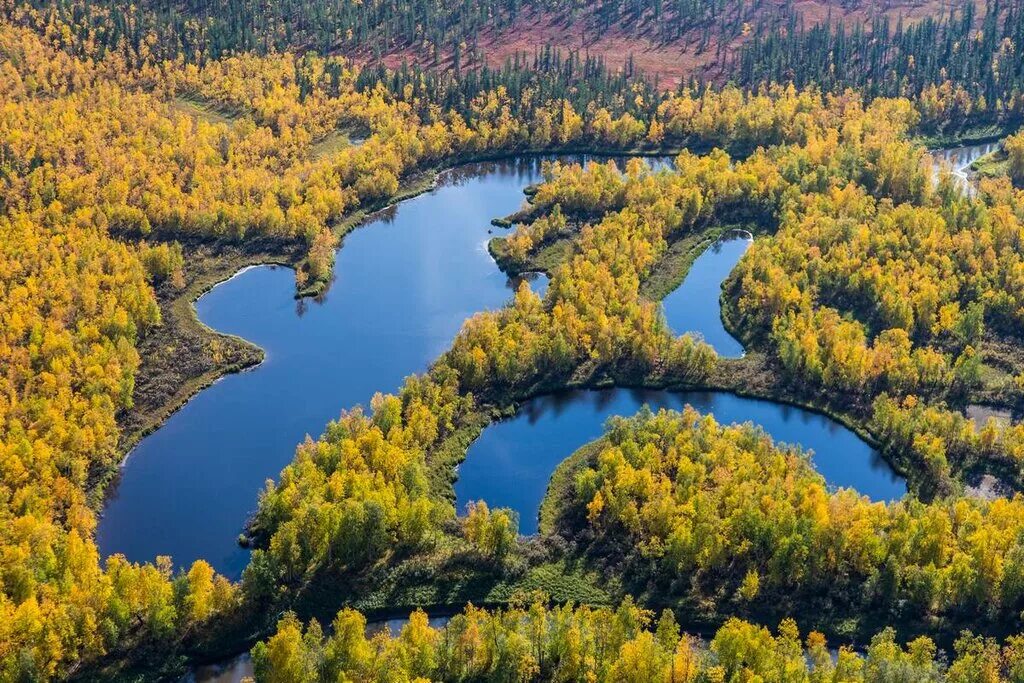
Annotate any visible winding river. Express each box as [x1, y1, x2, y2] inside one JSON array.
[[100, 154, 905, 586], [455, 388, 904, 535], [99, 158, 559, 578]]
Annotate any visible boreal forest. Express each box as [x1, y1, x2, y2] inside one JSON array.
[[10, 0, 1024, 680]]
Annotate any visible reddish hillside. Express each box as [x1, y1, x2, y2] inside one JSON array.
[[377, 0, 981, 89]]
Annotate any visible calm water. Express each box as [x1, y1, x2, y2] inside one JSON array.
[[931, 141, 1000, 197], [101, 153, 902, 582], [98, 157, 663, 578], [99, 159, 561, 577], [662, 230, 752, 357], [167, 152, 905, 680], [455, 388, 905, 535], [966, 403, 1014, 425]]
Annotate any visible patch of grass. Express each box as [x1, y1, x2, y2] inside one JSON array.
[[524, 236, 575, 275], [426, 409, 494, 505], [971, 148, 1009, 179], [979, 361, 1012, 390], [169, 95, 240, 126], [485, 561, 614, 605], [641, 226, 725, 301], [488, 230, 576, 277], [311, 129, 358, 159]]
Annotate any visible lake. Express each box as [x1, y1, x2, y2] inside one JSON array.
[[99, 158, 558, 577], [98, 157, 658, 577], [158, 153, 909, 682], [100, 154, 903, 581]]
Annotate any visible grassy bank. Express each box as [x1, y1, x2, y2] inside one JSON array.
[[971, 147, 1010, 179]]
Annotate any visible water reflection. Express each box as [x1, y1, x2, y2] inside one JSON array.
[[99, 159, 570, 577], [98, 155, 658, 578], [931, 141, 1000, 197], [661, 229, 752, 357], [455, 388, 905, 535]]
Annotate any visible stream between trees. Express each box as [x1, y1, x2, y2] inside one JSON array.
[[931, 139, 1001, 196]]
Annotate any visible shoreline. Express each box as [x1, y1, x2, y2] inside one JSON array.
[[107, 146, 689, 496], [106, 138, 1021, 680], [112, 131, 1012, 486]]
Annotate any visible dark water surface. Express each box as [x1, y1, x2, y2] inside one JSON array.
[[100, 153, 902, 583], [455, 388, 906, 535], [98, 159, 559, 577], [162, 152, 909, 680], [98, 156, 670, 577], [662, 229, 752, 357]]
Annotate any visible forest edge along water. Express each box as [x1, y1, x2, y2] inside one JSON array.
[[97, 154, 907, 583], [930, 139, 1002, 196], [97, 156, 653, 578], [661, 229, 752, 359], [170, 143, 997, 681], [455, 387, 906, 536], [97, 157, 566, 578]]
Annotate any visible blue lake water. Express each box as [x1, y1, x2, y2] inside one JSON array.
[[455, 388, 906, 535], [662, 230, 751, 358], [98, 159, 557, 577], [100, 155, 903, 581]]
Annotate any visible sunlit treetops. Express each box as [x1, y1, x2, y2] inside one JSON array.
[[246, 90, 934, 613], [8, 0, 1024, 128], [563, 407, 1024, 625], [254, 598, 1024, 682], [9, 4, 1024, 679], [0, 22, 856, 678]]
